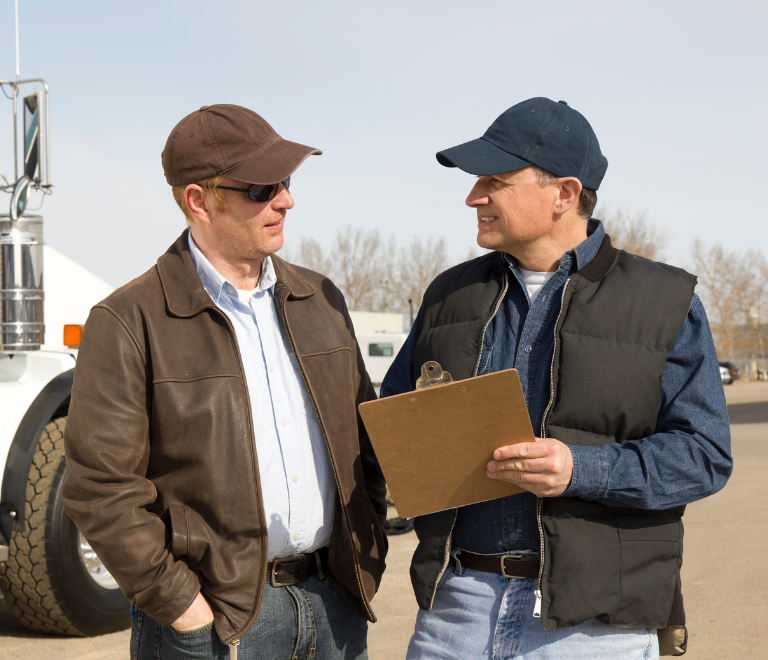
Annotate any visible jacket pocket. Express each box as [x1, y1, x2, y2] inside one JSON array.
[[167, 504, 211, 568], [614, 515, 682, 627]]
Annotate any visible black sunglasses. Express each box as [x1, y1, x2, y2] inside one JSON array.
[[214, 176, 291, 203]]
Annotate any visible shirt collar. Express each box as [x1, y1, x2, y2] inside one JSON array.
[[503, 218, 605, 274], [188, 231, 276, 305]]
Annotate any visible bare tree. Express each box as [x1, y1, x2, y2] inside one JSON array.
[[727, 251, 768, 359], [600, 208, 669, 261], [295, 237, 333, 277], [689, 240, 740, 358], [396, 237, 450, 311]]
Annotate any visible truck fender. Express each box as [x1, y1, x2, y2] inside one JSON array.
[[0, 369, 73, 542]]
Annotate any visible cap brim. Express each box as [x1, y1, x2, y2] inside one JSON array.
[[224, 138, 322, 184], [436, 137, 531, 175]]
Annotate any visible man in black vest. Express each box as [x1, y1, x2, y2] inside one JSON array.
[[381, 98, 732, 659]]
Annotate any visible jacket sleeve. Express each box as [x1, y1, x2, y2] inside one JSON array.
[[563, 296, 733, 509], [63, 306, 201, 624], [337, 294, 388, 526]]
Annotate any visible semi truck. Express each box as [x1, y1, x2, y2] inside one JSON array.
[[0, 66, 132, 634]]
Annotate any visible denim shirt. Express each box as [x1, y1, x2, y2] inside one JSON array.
[[381, 220, 732, 554]]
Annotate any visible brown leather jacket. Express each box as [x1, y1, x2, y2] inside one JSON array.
[[63, 231, 388, 645]]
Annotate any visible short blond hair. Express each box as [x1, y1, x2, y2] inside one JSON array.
[[171, 175, 228, 223]]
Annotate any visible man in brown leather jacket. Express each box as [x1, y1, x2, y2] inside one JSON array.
[[63, 105, 387, 660]]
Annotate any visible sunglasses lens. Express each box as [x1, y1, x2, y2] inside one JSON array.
[[247, 177, 290, 202], [247, 184, 275, 202]]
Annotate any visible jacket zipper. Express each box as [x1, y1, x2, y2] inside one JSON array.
[[278, 295, 375, 621], [214, 309, 269, 646], [428, 272, 510, 610], [534, 276, 571, 621]]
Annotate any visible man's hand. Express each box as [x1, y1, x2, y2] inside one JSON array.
[[170, 592, 214, 632], [486, 437, 573, 497]]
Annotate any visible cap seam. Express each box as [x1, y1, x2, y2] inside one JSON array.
[[201, 112, 226, 173], [523, 103, 560, 162], [166, 125, 182, 182], [578, 115, 593, 185]]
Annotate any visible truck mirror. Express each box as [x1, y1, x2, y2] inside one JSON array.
[[23, 93, 41, 181]]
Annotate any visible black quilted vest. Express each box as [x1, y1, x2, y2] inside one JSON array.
[[409, 235, 696, 630]]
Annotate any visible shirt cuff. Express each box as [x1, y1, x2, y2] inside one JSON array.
[[562, 445, 610, 500]]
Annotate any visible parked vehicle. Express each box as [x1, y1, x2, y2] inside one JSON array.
[[719, 361, 739, 384], [0, 58, 131, 635], [719, 364, 733, 385], [356, 332, 407, 394]]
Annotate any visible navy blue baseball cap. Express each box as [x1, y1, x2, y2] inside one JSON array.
[[436, 98, 608, 191]]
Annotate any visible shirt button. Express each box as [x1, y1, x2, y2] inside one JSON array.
[[293, 532, 300, 540], [292, 475, 299, 483], [269, 365, 274, 373], [524, 345, 533, 354], [508, 517, 516, 525], [281, 419, 288, 427]]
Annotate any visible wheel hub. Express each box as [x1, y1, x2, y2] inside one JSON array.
[[78, 532, 120, 590]]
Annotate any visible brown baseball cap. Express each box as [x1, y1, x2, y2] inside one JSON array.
[[162, 104, 322, 186]]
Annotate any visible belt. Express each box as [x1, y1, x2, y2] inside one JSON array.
[[451, 550, 541, 579], [268, 548, 328, 588]]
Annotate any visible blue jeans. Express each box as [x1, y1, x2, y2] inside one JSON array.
[[131, 575, 368, 660], [407, 563, 659, 660]]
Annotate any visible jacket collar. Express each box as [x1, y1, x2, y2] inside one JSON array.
[[157, 229, 315, 318]]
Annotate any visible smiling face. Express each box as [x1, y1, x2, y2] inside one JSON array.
[[466, 166, 563, 255]]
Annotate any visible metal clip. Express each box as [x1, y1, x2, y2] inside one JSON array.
[[415, 361, 453, 389]]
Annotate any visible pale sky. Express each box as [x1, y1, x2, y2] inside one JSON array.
[[1, 0, 766, 288]]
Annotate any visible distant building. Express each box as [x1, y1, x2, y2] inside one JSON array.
[[349, 311, 404, 335]]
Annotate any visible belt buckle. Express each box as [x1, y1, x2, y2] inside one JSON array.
[[271, 555, 302, 588], [500, 553, 524, 579]]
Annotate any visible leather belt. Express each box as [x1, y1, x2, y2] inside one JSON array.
[[451, 550, 540, 579], [268, 548, 328, 588]]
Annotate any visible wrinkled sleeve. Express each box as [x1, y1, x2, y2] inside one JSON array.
[[63, 306, 201, 624], [563, 296, 733, 509]]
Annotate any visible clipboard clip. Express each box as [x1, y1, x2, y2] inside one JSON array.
[[415, 361, 453, 389]]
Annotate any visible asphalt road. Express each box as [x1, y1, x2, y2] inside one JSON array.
[[1, 381, 766, 659]]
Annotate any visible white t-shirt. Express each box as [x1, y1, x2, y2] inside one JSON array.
[[518, 267, 556, 304], [236, 287, 258, 305]]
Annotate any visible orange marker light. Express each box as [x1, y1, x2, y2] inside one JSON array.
[[63, 325, 84, 348]]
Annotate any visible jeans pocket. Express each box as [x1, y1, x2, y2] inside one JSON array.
[[162, 621, 222, 659]]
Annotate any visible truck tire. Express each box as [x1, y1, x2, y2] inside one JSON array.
[[0, 417, 130, 635]]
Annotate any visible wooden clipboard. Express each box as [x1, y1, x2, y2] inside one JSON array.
[[359, 363, 535, 518]]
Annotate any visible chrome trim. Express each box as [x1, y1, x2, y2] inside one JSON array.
[[78, 532, 119, 590]]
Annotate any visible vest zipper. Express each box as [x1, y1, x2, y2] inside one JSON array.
[[214, 310, 269, 645], [278, 294, 375, 621], [429, 272, 510, 609], [535, 276, 571, 621]]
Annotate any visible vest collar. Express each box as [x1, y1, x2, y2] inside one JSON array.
[[157, 229, 315, 318]]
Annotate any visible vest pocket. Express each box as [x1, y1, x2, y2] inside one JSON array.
[[615, 515, 682, 627]]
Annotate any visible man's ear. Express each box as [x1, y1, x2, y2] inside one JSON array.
[[555, 178, 582, 216], [184, 184, 213, 225]]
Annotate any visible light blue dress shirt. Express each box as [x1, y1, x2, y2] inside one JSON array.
[[188, 233, 336, 561]]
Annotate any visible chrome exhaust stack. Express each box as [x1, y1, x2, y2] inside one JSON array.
[[0, 214, 44, 351], [1, 61, 51, 353]]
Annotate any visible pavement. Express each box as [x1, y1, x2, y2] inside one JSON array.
[[1, 381, 766, 659]]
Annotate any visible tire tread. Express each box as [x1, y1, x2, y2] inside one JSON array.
[[0, 418, 82, 635]]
